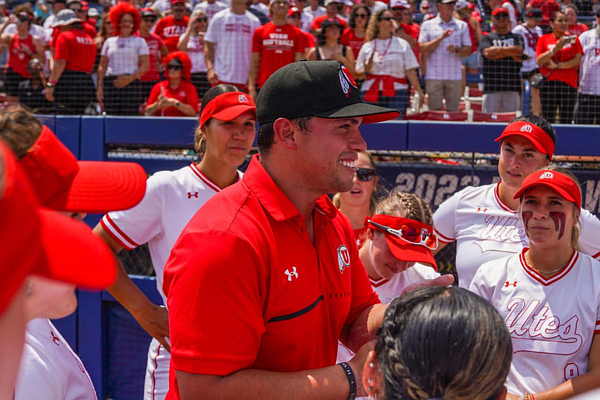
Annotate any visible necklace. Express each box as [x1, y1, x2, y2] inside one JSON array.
[[525, 251, 568, 275]]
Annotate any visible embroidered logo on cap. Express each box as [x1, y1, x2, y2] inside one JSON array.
[[339, 65, 357, 98], [238, 94, 249, 103], [540, 171, 554, 179], [337, 244, 350, 273], [520, 124, 533, 133]]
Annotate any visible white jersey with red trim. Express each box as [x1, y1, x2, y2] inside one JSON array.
[[470, 250, 600, 396], [337, 263, 440, 363], [433, 182, 600, 289], [101, 163, 241, 400], [15, 318, 97, 400]]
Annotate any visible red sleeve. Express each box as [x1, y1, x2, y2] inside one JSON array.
[[293, 27, 305, 53], [164, 230, 267, 375], [340, 28, 350, 46], [154, 18, 166, 39], [574, 37, 583, 55], [147, 81, 162, 105], [306, 33, 315, 48], [535, 34, 547, 57], [312, 16, 322, 30], [185, 82, 200, 113], [251, 26, 262, 53], [581, 24, 588, 33], [54, 33, 70, 61]]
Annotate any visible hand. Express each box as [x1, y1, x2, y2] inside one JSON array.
[[44, 86, 54, 102], [348, 341, 375, 397], [546, 59, 558, 69], [133, 304, 171, 352], [400, 274, 455, 297], [447, 44, 457, 53], [417, 90, 425, 108], [207, 68, 218, 84], [96, 87, 104, 104], [441, 28, 454, 39], [114, 75, 132, 89], [365, 50, 376, 73]]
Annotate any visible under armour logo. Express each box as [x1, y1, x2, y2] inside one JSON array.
[[505, 281, 517, 287], [520, 124, 533, 133], [285, 267, 298, 281], [540, 172, 553, 180], [187, 192, 198, 198], [477, 207, 488, 212], [51, 331, 60, 346]]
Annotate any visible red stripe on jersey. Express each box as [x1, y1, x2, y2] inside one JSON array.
[[592, 251, 600, 260], [189, 163, 235, 192], [101, 214, 139, 250], [434, 229, 454, 243], [370, 278, 389, 288], [595, 329, 600, 335], [520, 248, 577, 286], [494, 182, 517, 213], [150, 343, 162, 400]]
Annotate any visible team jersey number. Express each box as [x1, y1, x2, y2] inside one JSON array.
[[564, 363, 580, 381]]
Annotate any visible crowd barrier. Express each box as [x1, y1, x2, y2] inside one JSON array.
[[44, 115, 599, 400]]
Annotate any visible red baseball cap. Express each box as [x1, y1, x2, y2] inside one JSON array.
[[366, 214, 438, 270], [199, 91, 257, 129], [495, 120, 555, 160], [0, 142, 117, 315], [171, 0, 186, 4], [514, 170, 581, 210], [288, 6, 301, 15], [18, 125, 146, 213], [81, 0, 89, 10], [492, 7, 509, 16]]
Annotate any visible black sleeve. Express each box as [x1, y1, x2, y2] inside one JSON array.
[[479, 34, 493, 52]]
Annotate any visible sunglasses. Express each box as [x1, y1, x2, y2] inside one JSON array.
[[355, 13, 368, 18], [379, 16, 393, 21], [368, 219, 439, 250], [143, 17, 157, 22], [196, 17, 208, 22], [168, 65, 182, 70], [289, 14, 301, 18], [493, 14, 509, 18], [355, 168, 376, 182], [70, 8, 83, 11]]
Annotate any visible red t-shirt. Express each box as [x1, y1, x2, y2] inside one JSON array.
[[401, 22, 420, 60], [527, 0, 560, 25], [252, 22, 305, 88], [139, 33, 165, 82], [567, 23, 588, 37], [302, 31, 315, 50], [146, 80, 199, 116], [8, 34, 35, 77], [54, 29, 97, 73], [154, 15, 189, 53], [536, 33, 583, 88], [311, 15, 348, 31], [341, 28, 365, 59], [163, 155, 380, 400]]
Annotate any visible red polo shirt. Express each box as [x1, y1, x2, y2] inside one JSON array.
[[54, 29, 96, 73], [536, 33, 583, 88], [146, 80, 199, 116], [163, 155, 380, 400]]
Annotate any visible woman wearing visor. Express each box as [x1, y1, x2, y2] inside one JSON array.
[[95, 84, 256, 400], [471, 167, 600, 400]]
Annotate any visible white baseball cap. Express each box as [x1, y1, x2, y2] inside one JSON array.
[[270, 0, 290, 4], [455, 0, 469, 10], [389, 0, 410, 8]]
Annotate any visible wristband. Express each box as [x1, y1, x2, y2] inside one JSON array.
[[338, 362, 357, 400], [175, 100, 181, 107], [49, 79, 58, 85]]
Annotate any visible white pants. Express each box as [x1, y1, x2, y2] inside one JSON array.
[[144, 338, 171, 400]]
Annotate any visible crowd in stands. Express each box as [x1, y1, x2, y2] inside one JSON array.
[[0, 0, 598, 122]]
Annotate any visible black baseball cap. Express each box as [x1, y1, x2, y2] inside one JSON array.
[[256, 61, 399, 125], [526, 7, 543, 20]]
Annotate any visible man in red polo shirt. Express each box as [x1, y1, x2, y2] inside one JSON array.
[[311, 0, 347, 34], [248, 0, 305, 100], [154, 0, 189, 52], [163, 61, 454, 400]]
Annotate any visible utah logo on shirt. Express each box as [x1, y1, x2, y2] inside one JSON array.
[[337, 244, 350, 274]]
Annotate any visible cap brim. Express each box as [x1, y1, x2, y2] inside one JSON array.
[[314, 102, 399, 124], [211, 104, 257, 122], [384, 235, 438, 270], [514, 182, 578, 206], [44, 162, 147, 214], [495, 133, 547, 155], [35, 210, 117, 290]]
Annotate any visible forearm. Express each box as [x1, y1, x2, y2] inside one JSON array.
[[97, 57, 107, 87], [107, 258, 159, 318], [457, 45, 471, 57], [536, 48, 558, 65], [406, 68, 423, 94], [204, 42, 215, 71], [49, 59, 66, 82], [177, 32, 192, 51], [176, 102, 197, 116], [177, 365, 352, 400], [247, 53, 259, 88], [396, 29, 416, 48], [419, 36, 444, 55], [145, 101, 159, 115], [133, 56, 149, 79], [343, 303, 386, 352], [534, 370, 600, 400], [557, 55, 581, 69]]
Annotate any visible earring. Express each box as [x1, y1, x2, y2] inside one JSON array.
[[369, 362, 374, 368]]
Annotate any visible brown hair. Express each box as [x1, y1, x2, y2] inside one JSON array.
[[0, 109, 42, 159], [375, 191, 434, 226], [332, 151, 381, 215]]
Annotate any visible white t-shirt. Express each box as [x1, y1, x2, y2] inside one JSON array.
[[204, 8, 261, 84], [578, 29, 600, 96], [433, 182, 600, 289], [303, 5, 326, 22], [250, 2, 269, 15], [15, 318, 97, 400], [179, 33, 207, 73], [194, 0, 228, 19], [470, 250, 600, 396], [337, 263, 440, 362], [102, 164, 242, 307], [418, 15, 471, 80], [512, 24, 543, 73], [101, 36, 150, 76], [501, 0, 518, 30], [356, 36, 419, 92]]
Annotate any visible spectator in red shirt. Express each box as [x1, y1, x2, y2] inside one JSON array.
[[536, 10, 582, 123], [341, 4, 370, 59], [0, 6, 45, 105], [46, 9, 97, 114], [154, 0, 189, 53], [248, 0, 305, 100], [146, 51, 200, 116], [286, 6, 315, 56], [66, 0, 96, 38], [564, 4, 588, 36], [526, 0, 560, 33], [139, 8, 169, 103], [311, 0, 347, 34], [390, 0, 420, 58]]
